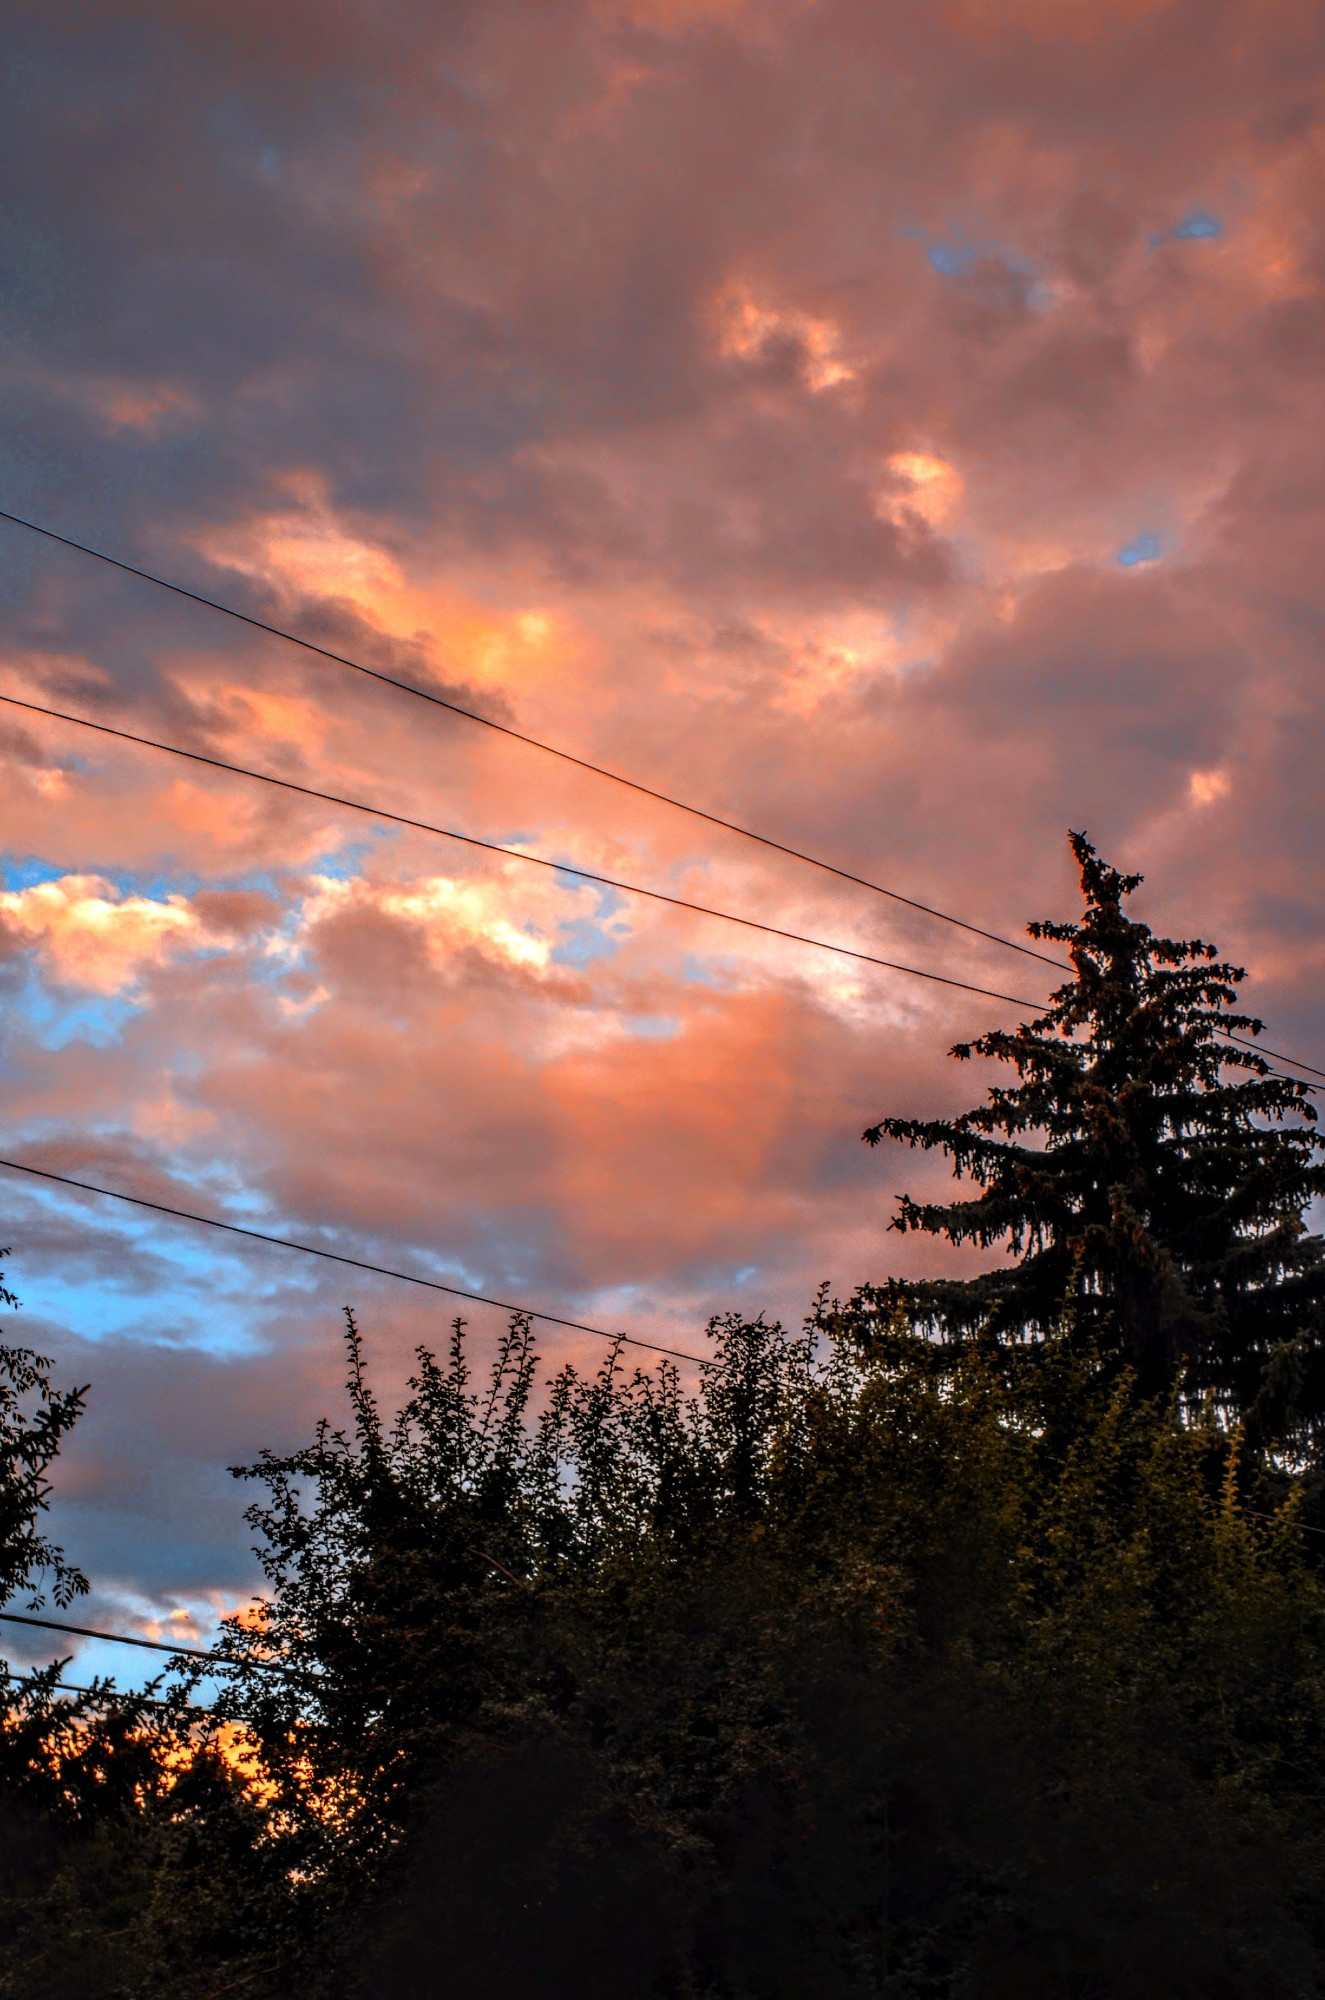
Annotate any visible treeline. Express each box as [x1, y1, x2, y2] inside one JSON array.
[[5, 836, 1325, 1997]]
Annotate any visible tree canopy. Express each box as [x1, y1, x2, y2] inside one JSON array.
[[864, 833, 1325, 1438], [0, 1252, 87, 1622], [28, 1302, 1324, 1999]]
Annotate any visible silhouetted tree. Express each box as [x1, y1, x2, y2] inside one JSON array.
[[864, 834, 1325, 1436], [160, 1304, 1325, 1998], [0, 1252, 87, 1622]]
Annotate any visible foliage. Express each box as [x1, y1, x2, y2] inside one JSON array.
[[22, 1300, 1315, 1999], [0, 1246, 127, 1810], [863, 835, 1325, 1441], [0, 1249, 88, 1619], [0, 1257, 227, 2000]]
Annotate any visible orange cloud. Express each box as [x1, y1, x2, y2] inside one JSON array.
[[712, 278, 856, 392], [190, 483, 579, 701], [0, 876, 202, 993], [881, 453, 965, 531], [293, 866, 609, 979]]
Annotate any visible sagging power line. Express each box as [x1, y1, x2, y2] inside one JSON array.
[[7, 690, 1320, 1095], [0, 1153, 711, 1365], [5, 512, 1323, 1085], [0, 691, 1046, 1011], [0, 1607, 269, 1668], [0, 504, 1061, 971]]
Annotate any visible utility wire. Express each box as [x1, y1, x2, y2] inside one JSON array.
[[1222, 1034, 1325, 1083], [10, 691, 1321, 1088], [5, 515, 1322, 1080], [2, 693, 1318, 1107], [1242, 1509, 1325, 1538], [0, 505, 1062, 972], [0, 1606, 282, 1670], [4, 696, 1318, 1101], [0, 1154, 712, 1365], [42, 1681, 211, 1710], [0, 691, 1045, 1012]]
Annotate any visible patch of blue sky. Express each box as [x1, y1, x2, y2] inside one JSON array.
[[545, 858, 605, 897], [1150, 210, 1222, 250], [244, 876, 334, 982], [224, 866, 286, 899], [11, 1189, 310, 1352], [1, 855, 71, 891], [545, 872, 630, 967], [306, 831, 383, 881], [628, 1015, 680, 1040], [1118, 531, 1162, 567], [192, 1171, 284, 1221], [732, 1265, 758, 1285], [245, 936, 302, 989], [37, 1642, 228, 1710], [588, 881, 627, 920], [8, 1591, 238, 1705], [551, 915, 622, 968], [926, 237, 977, 276], [103, 865, 200, 900], [905, 224, 1050, 304], [2, 853, 293, 912], [19, 1261, 258, 1354], [678, 952, 731, 988], [10, 970, 142, 1050]]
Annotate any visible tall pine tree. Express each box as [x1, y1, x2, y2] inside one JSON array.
[[864, 834, 1325, 1436]]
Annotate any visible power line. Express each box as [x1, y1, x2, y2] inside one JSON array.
[[0, 1606, 282, 1670], [0, 504, 1062, 972], [5, 513, 1323, 1083], [11, 689, 1322, 1093], [42, 1681, 212, 1710], [1242, 1509, 1325, 1538], [0, 690, 1046, 1012], [4, 694, 1319, 1102], [1222, 1034, 1325, 1083], [0, 1154, 712, 1365]]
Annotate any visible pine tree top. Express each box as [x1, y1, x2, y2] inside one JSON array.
[[863, 833, 1325, 1434]]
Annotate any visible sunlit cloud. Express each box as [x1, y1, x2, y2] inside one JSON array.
[[191, 482, 577, 697], [879, 453, 965, 531], [0, 876, 205, 994], [1188, 768, 1231, 809], [712, 278, 856, 392], [286, 866, 620, 982]]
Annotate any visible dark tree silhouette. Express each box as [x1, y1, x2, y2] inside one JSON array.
[[864, 833, 1325, 1432], [0, 1253, 88, 1618]]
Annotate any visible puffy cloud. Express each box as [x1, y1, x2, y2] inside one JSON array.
[[291, 867, 606, 982], [0, 875, 203, 993], [712, 278, 857, 393]]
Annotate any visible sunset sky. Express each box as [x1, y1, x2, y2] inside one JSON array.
[[3, 0, 1325, 1687]]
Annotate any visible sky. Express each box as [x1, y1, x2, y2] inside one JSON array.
[[3, 0, 1325, 1688]]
